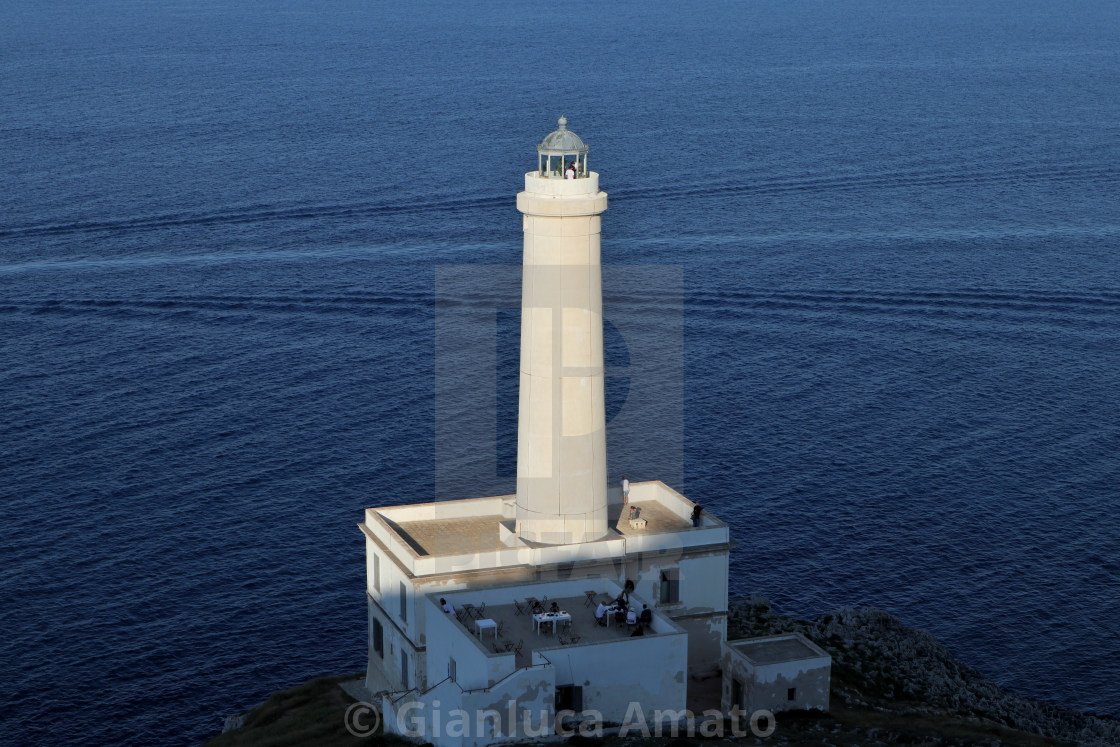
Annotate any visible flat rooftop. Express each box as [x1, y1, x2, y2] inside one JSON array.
[[386, 514, 508, 556], [367, 480, 726, 560], [730, 634, 829, 666]]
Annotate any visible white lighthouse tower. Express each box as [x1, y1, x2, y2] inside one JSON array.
[[359, 117, 734, 746], [515, 116, 610, 545]]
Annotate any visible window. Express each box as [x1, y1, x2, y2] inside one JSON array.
[[787, 687, 797, 702], [732, 678, 743, 711], [659, 569, 679, 604], [372, 619, 384, 658], [373, 554, 380, 593], [400, 650, 409, 690], [449, 658, 457, 683], [399, 582, 407, 623], [555, 685, 583, 712]]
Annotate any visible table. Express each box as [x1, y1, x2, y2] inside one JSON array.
[[532, 612, 571, 635], [606, 605, 629, 626], [475, 618, 498, 640]]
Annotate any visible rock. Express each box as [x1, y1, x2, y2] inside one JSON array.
[[726, 598, 1120, 746], [220, 712, 246, 733]]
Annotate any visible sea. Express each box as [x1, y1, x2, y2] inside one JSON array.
[[1, 0, 1118, 744]]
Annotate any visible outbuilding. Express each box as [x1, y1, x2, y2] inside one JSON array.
[[721, 632, 831, 716]]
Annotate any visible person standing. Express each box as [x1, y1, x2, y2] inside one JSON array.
[[621, 476, 630, 504], [565, 161, 576, 179], [691, 503, 703, 527]]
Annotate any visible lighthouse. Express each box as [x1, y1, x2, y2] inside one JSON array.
[[515, 116, 610, 545], [358, 117, 741, 745]]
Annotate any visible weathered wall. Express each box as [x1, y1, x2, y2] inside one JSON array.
[[674, 613, 727, 677], [537, 630, 688, 723], [622, 545, 729, 675], [749, 659, 830, 714], [381, 663, 556, 747], [720, 637, 831, 715], [462, 665, 555, 747]]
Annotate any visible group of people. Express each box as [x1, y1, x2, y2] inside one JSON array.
[[594, 596, 653, 636], [533, 600, 561, 615]]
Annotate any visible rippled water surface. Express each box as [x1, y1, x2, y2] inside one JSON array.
[[2, 1, 1119, 744]]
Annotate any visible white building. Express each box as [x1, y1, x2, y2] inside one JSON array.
[[360, 117, 732, 745], [721, 633, 832, 716]]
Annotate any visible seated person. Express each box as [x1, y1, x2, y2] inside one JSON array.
[[631, 623, 644, 637], [594, 601, 609, 626], [440, 598, 454, 614], [549, 601, 560, 614], [639, 604, 652, 626], [532, 601, 545, 615]]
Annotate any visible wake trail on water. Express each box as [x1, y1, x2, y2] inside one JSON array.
[[3, 287, 1119, 327], [1, 158, 1115, 241]]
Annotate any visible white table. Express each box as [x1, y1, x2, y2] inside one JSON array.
[[475, 618, 498, 639], [605, 605, 629, 626], [532, 612, 571, 635]]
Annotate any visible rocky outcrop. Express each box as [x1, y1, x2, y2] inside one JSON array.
[[728, 598, 1120, 746]]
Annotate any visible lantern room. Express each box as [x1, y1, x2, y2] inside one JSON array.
[[537, 114, 589, 178]]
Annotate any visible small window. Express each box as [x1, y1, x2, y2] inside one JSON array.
[[373, 554, 381, 593], [401, 650, 409, 690], [787, 687, 796, 702], [659, 569, 679, 604], [449, 657, 457, 683], [732, 678, 743, 711], [399, 582, 408, 623], [373, 619, 384, 658]]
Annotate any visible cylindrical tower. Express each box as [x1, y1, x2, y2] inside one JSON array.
[[515, 116, 609, 545]]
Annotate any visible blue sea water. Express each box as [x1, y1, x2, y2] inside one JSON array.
[[2, 0, 1119, 743]]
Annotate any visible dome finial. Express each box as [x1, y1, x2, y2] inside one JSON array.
[[558, 114, 567, 130]]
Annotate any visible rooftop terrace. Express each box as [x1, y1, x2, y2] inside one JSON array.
[[433, 584, 683, 670], [362, 481, 729, 574]]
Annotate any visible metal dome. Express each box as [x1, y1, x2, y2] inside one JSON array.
[[537, 115, 588, 155]]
